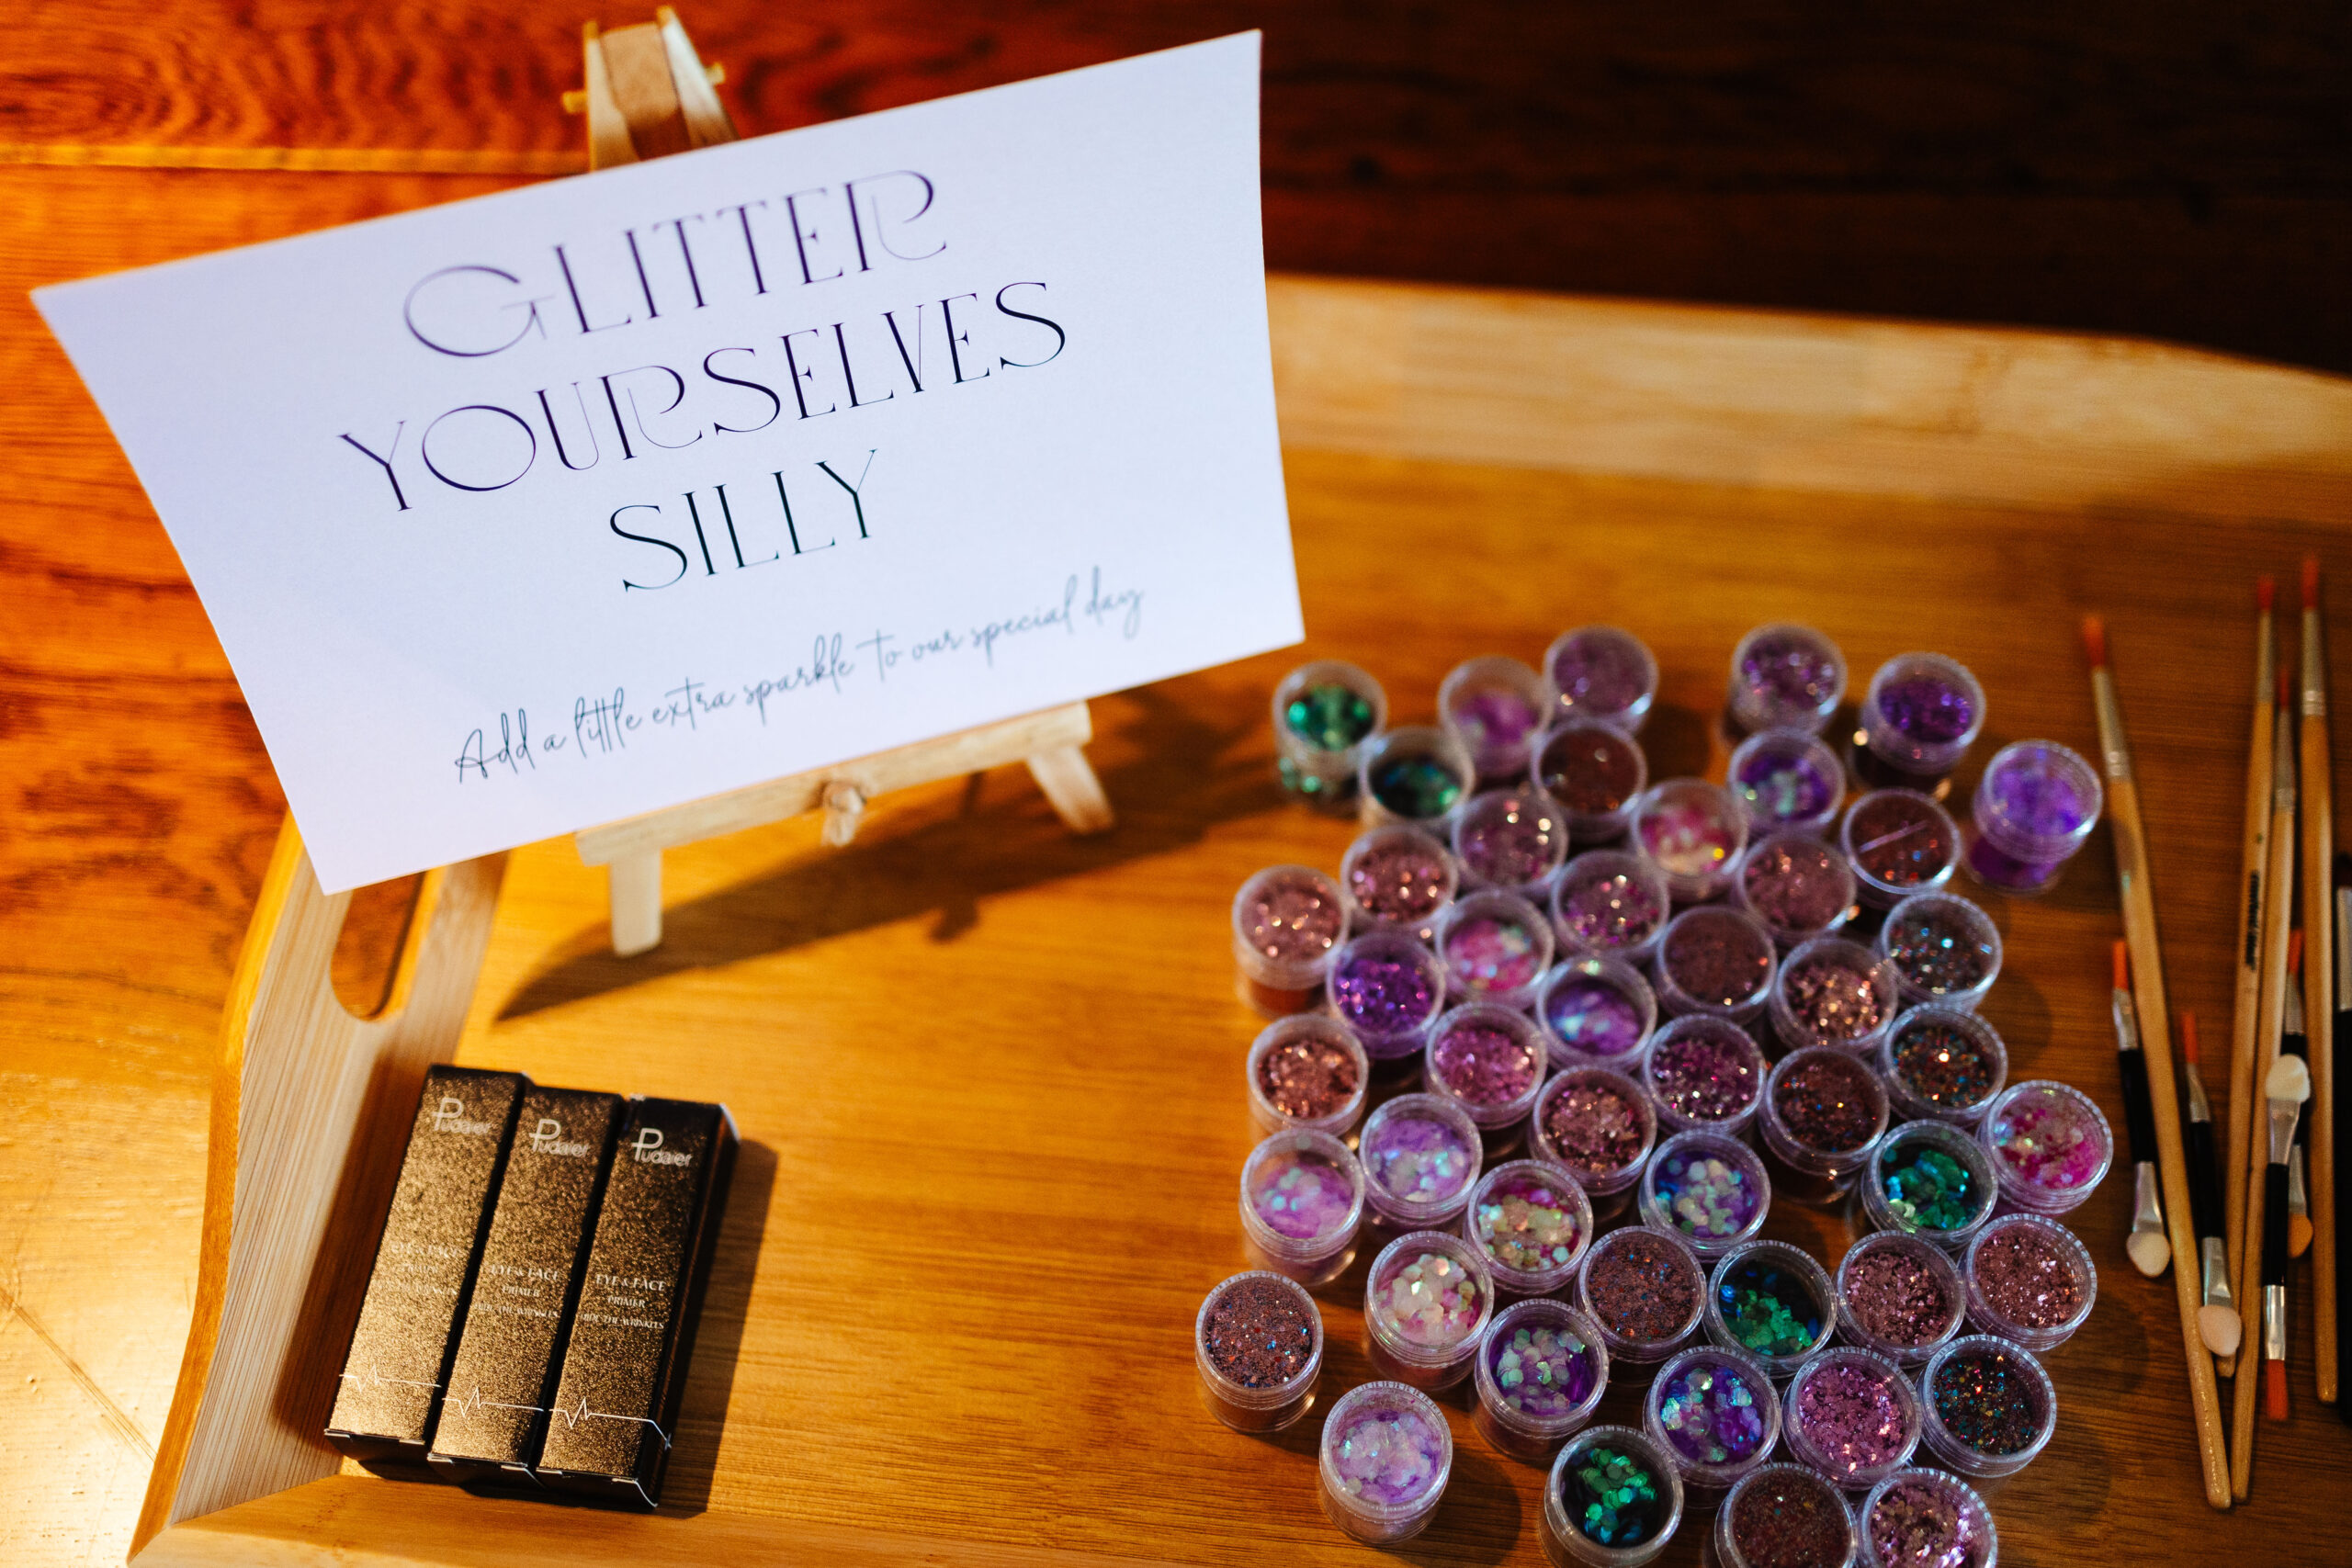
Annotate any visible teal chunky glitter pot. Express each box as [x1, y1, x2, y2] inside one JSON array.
[[1862, 1122, 1996, 1253], [1543, 1424, 1685, 1568], [1703, 1239, 1838, 1378], [1359, 726, 1476, 829], [1272, 660, 1387, 808]]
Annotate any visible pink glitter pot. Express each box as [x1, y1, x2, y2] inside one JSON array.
[[1436, 889, 1555, 1010], [1358, 724, 1476, 829], [1962, 1212, 2098, 1352], [1736, 831, 1859, 949], [1728, 624, 1849, 738], [1340, 824, 1460, 943], [1577, 1224, 1708, 1366], [1977, 1080, 2113, 1215], [1546, 624, 1660, 734], [1728, 727, 1847, 838], [1238, 1128, 1367, 1288], [1532, 1066, 1658, 1207], [1273, 658, 1388, 809], [1878, 1007, 2007, 1128], [1363, 1228, 1498, 1390], [1781, 1347, 1922, 1492], [1464, 1157, 1595, 1296], [1639, 1129, 1772, 1260], [1714, 1462, 1860, 1568], [1643, 1344, 1782, 1499], [1230, 863, 1348, 1018], [1840, 791, 1960, 911], [1758, 1046, 1890, 1205], [1962, 739, 2103, 897], [1195, 1270, 1324, 1433], [1769, 938, 1901, 1056], [1916, 1335, 2056, 1480], [1542, 1423, 1688, 1568], [1535, 719, 1651, 842], [1539, 954, 1659, 1070], [1442, 655, 1554, 781], [1360, 1092, 1486, 1231], [1835, 1231, 1965, 1367], [1246, 1013, 1372, 1139], [1453, 787, 1571, 892], [1472, 1297, 1611, 1461], [1858, 1468, 1996, 1568], [1655, 907, 1778, 1024], [1875, 892, 2002, 1011], [1631, 779, 1749, 903], [1426, 1003, 1551, 1150], [1317, 1380, 1453, 1544], [1554, 851, 1674, 963], [1855, 653, 1985, 786], [1327, 929, 1448, 1060], [1641, 1016, 1769, 1137]]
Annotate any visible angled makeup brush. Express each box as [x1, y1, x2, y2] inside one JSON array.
[[2115, 941, 2170, 1277], [2181, 1011, 2242, 1357], [2263, 1050, 2313, 1423]]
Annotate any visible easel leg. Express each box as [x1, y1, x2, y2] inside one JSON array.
[[1027, 744, 1114, 834], [609, 849, 664, 955]]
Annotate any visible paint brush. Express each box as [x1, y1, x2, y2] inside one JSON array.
[[2182, 1010, 2242, 1357], [2235, 669, 2298, 1416], [2263, 1051, 2313, 1423], [2335, 851, 2352, 1426], [2301, 555, 2339, 1404], [2222, 578, 2278, 1381], [2115, 940, 2170, 1277], [2284, 932, 2313, 1258]]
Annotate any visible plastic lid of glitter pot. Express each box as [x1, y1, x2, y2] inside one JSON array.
[[1425, 1004, 1552, 1144], [1858, 1469, 1996, 1568], [1835, 1231, 1966, 1367], [1728, 728, 1847, 838], [1916, 1336, 2056, 1480], [1327, 929, 1448, 1060], [1547, 626, 1660, 735], [1578, 1224, 1708, 1365], [1473, 1297, 1611, 1461], [1453, 788, 1571, 893], [1840, 791, 1961, 911], [1553, 851, 1674, 963], [1875, 893, 2001, 1011], [1238, 1129, 1366, 1287], [1655, 907, 1778, 1024], [1962, 1213, 2098, 1353], [1781, 1347, 1922, 1492], [1246, 1013, 1372, 1140], [1860, 1122, 1997, 1254], [1272, 659, 1388, 804], [1736, 831, 1859, 949], [1358, 725, 1476, 830], [1728, 625, 1849, 738], [1442, 655, 1554, 782], [1195, 1270, 1325, 1433], [1641, 1016, 1769, 1137], [1535, 719, 1651, 843], [1435, 888, 1555, 1010], [1962, 740, 2103, 897], [1769, 938, 1901, 1057], [1543, 1423, 1687, 1568], [1539, 954, 1659, 1070], [1363, 1229, 1498, 1390], [1340, 824, 1460, 943], [1715, 1462, 1860, 1568], [1631, 779, 1749, 904], [1360, 1092, 1486, 1231], [1704, 1239, 1838, 1378], [1760, 1048, 1890, 1202], [1976, 1080, 2112, 1216], [1231, 864, 1349, 1017], [1878, 1008, 2007, 1128], [1317, 1380, 1453, 1545], [1857, 653, 1985, 781], [1533, 1066, 1659, 1201], [1644, 1344, 1783, 1498], [1465, 1158, 1595, 1296], [1640, 1130, 1772, 1260]]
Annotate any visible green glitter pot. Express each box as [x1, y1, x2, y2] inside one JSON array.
[[1860, 1122, 1996, 1253], [1543, 1424, 1685, 1567], [1917, 1335, 2057, 1480], [1472, 1296, 1611, 1461], [1703, 1239, 1838, 1378], [1359, 726, 1475, 829], [1272, 660, 1387, 809]]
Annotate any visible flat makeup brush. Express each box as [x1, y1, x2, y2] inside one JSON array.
[[2263, 1050, 2313, 1423], [2181, 1011, 2241, 1357], [2222, 578, 2278, 1382], [2115, 940, 2170, 1277], [2284, 931, 2313, 1259]]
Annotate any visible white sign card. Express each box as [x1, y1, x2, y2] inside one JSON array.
[[38, 33, 1298, 893]]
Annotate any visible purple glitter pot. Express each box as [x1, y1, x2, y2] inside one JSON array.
[[1273, 659, 1388, 809], [1728, 624, 1849, 739], [1195, 1270, 1325, 1433], [1554, 850, 1674, 963], [1835, 1231, 1965, 1368], [1544, 1424, 1687, 1568], [1769, 938, 1901, 1057], [1532, 1066, 1659, 1215], [1579, 1224, 1709, 1365], [1360, 1092, 1486, 1233], [1464, 1157, 1596, 1296], [1359, 724, 1476, 830], [1632, 779, 1749, 904], [1317, 1379, 1453, 1545], [1453, 787, 1571, 893], [1977, 1079, 2113, 1216], [1246, 1014, 1372, 1140], [1840, 791, 1961, 912], [1540, 953, 1659, 1071], [1713, 1463, 1860, 1568], [1442, 654, 1554, 782], [1736, 831, 1859, 949], [1962, 1212, 2098, 1353], [1781, 1347, 1922, 1493], [1654, 907, 1778, 1025], [1703, 1239, 1838, 1380], [1875, 892, 2002, 1011], [1231, 863, 1348, 1018], [1327, 928, 1448, 1061], [1426, 1003, 1551, 1154], [1644, 1345, 1782, 1502], [1858, 1468, 1996, 1568], [1962, 740, 2104, 897], [1916, 1335, 2056, 1481], [1474, 1297, 1610, 1461], [1640, 1129, 1772, 1261], [1641, 1017, 1769, 1138], [1759, 1047, 1890, 1206], [1728, 728, 1847, 838], [1546, 625, 1660, 735], [1340, 824, 1460, 943], [1860, 1122, 1997, 1254], [1856, 653, 1985, 785], [1879, 1008, 2008, 1128], [1435, 888, 1555, 1010], [1536, 719, 1651, 843], [1238, 1129, 1367, 1289], [1363, 1228, 1498, 1390]]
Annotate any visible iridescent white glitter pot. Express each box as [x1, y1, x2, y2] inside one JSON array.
[[1317, 1380, 1453, 1544], [1363, 1229, 1497, 1390], [1238, 1128, 1366, 1288], [1463, 1157, 1594, 1296], [1359, 1092, 1485, 1234]]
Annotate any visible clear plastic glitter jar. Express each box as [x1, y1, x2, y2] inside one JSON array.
[[1238, 1128, 1366, 1288], [1246, 1013, 1371, 1139], [1963, 739, 2103, 897], [1453, 788, 1571, 893], [1641, 1016, 1769, 1138], [1875, 891, 2002, 1011], [1860, 1122, 1997, 1254], [1340, 823, 1460, 943], [1538, 953, 1659, 1071], [1554, 850, 1674, 964], [1758, 1047, 1889, 1205], [1736, 830, 1859, 949], [1769, 937, 1901, 1056], [1359, 724, 1476, 830], [1855, 652, 1985, 786], [1194, 1270, 1324, 1432], [1858, 1469, 1996, 1568], [1835, 1231, 1966, 1367], [1840, 790, 1961, 911], [1435, 888, 1556, 1010], [1536, 719, 1651, 842], [1654, 907, 1778, 1024], [1360, 1092, 1486, 1233], [1727, 624, 1849, 739], [1363, 1228, 1498, 1390], [1442, 654, 1554, 782], [1327, 928, 1448, 1060], [1640, 1128, 1772, 1260], [1273, 659, 1388, 808], [1977, 1079, 2113, 1216], [1916, 1335, 2057, 1480], [1317, 1379, 1453, 1544], [1644, 1344, 1783, 1501], [1781, 1347, 1922, 1492], [1532, 1066, 1658, 1213], [1962, 1212, 2098, 1352], [1632, 779, 1749, 903], [1879, 1007, 2008, 1128], [1703, 1239, 1838, 1379], [1579, 1224, 1708, 1365], [1728, 727, 1847, 838], [1474, 1297, 1611, 1461], [1425, 1003, 1552, 1153], [1230, 863, 1348, 1018], [1547, 626, 1660, 735], [1713, 1462, 1859, 1568], [1464, 1157, 1596, 1296], [1542, 1423, 1686, 1567]]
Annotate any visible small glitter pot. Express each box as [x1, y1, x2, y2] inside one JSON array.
[[1465, 1157, 1596, 1296], [1860, 1122, 1997, 1254], [1238, 1128, 1367, 1288], [1231, 864, 1348, 1018], [1704, 1239, 1838, 1379], [1713, 1462, 1860, 1568], [1879, 1007, 2008, 1127], [1327, 929, 1448, 1060], [1273, 659, 1387, 808], [1963, 740, 2103, 897], [1781, 1347, 1922, 1492], [1835, 1231, 1966, 1367], [1977, 1079, 2113, 1216], [1855, 653, 1985, 786], [1442, 655, 1554, 782], [1758, 1047, 1889, 1206], [1536, 719, 1652, 843], [1857, 1468, 1996, 1568], [1360, 1092, 1486, 1233], [1962, 1212, 2098, 1352], [1736, 831, 1859, 949], [1359, 724, 1477, 829], [1340, 824, 1460, 942], [1554, 850, 1675, 963], [1539, 953, 1660, 1070], [1728, 728, 1847, 838], [1195, 1270, 1324, 1432], [1246, 1013, 1371, 1139], [1579, 1224, 1708, 1365], [1425, 1003, 1552, 1153], [1769, 937, 1901, 1057], [1916, 1336, 2056, 1480], [1474, 1297, 1611, 1461], [1640, 1128, 1772, 1260], [1654, 907, 1778, 1024], [1454, 788, 1572, 893], [1547, 626, 1660, 735], [1363, 1229, 1498, 1390], [1632, 779, 1749, 903], [1544, 1424, 1686, 1568], [1840, 791, 1961, 911], [1875, 892, 2002, 1011], [1317, 1379, 1453, 1544], [1645, 1345, 1783, 1501], [1435, 889, 1556, 1010], [1641, 1016, 1769, 1138], [1532, 1066, 1659, 1213], [1728, 625, 1849, 739]]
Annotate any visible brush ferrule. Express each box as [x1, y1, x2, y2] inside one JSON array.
[[2132, 1161, 2165, 1235], [2265, 1283, 2289, 1363], [2337, 887, 2352, 999], [2110, 987, 2140, 1054], [2183, 1061, 2212, 1122], [2200, 1236, 2234, 1313], [2290, 1145, 2308, 1214], [2303, 613, 2326, 716], [2269, 1099, 2304, 1164], [2090, 670, 2132, 781]]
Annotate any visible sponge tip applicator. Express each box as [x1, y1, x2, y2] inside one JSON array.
[[2125, 1229, 2172, 1278], [2199, 1303, 2243, 1359]]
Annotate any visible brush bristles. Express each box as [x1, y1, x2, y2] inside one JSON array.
[[2111, 939, 2130, 991], [2081, 615, 2108, 668], [2335, 848, 2352, 889], [2259, 575, 2276, 614], [2267, 1359, 2289, 1422], [2304, 554, 2320, 609], [2290, 929, 2304, 976], [2268, 1052, 2312, 1103], [2181, 1010, 2200, 1064], [2290, 1213, 2314, 1258]]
